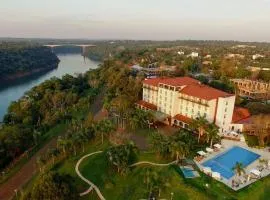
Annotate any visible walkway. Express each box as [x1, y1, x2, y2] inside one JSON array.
[[75, 149, 176, 200], [75, 151, 105, 200]]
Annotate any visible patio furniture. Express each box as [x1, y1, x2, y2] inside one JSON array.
[[250, 169, 261, 178], [214, 144, 222, 149], [206, 147, 214, 153], [212, 171, 221, 180], [203, 167, 212, 175], [197, 150, 207, 156]]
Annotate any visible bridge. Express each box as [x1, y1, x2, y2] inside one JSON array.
[[43, 44, 96, 55]]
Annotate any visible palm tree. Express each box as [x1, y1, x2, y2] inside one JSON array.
[[232, 162, 245, 176], [106, 142, 138, 175], [190, 116, 208, 143], [170, 140, 189, 161], [206, 123, 220, 148], [96, 119, 115, 144]]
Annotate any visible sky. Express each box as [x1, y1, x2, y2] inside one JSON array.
[[1, 0, 270, 41]]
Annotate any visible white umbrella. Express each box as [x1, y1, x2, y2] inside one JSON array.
[[250, 169, 261, 176], [212, 171, 221, 179], [203, 167, 212, 174], [197, 151, 207, 156], [206, 147, 214, 153], [214, 144, 222, 149]]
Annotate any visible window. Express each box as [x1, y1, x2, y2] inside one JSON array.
[[226, 101, 228, 106], [204, 113, 207, 117], [225, 108, 227, 112], [224, 115, 226, 119]]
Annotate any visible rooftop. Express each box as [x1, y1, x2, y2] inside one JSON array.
[[143, 77, 233, 100], [232, 107, 251, 123], [143, 77, 199, 87], [173, 114, 192, 124], [180, 84, 233, 100], [136, 100, 157, 111]]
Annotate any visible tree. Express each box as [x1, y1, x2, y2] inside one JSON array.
[[170, 139, 189, 161], [128, 109, 154, 130], [141, 167, 171, 199], [95, 119, 115, 144], [232, 162, 245, 176], [150, 132, 171, 158], [106, 142, 138, 175], [28, 172, 78, 200], [206, 123, 220, 148], [190, 116, 208, 143]]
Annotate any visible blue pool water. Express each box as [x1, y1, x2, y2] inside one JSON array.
[[202, 146, 260, 179], [180, 167, 197, 178]]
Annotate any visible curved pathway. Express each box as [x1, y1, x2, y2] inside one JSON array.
[[130, 160, 177, 167], [75, 151, 105, 200], [75, 150, 177, 199]]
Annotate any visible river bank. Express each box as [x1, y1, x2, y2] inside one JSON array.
[[0, 63, 59, 84], [0, 53, 100, 122]]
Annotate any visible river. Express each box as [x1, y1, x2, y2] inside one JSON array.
[[0, 54, 100, 122]]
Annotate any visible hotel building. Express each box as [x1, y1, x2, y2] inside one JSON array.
[[136, 77, 236, 133]]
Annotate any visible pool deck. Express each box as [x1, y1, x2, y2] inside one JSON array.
[[194, 138, 270, 191]]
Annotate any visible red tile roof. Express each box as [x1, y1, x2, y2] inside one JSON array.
[[143, 77, 199, 87], [136, 100, 157, 111], [180, 84, 233, 100], [143, 76, 234, 100], [232, 107, 251, 123], [173, 114, 192, 124]]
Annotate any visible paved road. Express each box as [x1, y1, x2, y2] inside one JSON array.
[[0, 91, 104, 200]]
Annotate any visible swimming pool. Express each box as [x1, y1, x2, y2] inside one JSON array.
[[180, 166, 200, 178], [202, 146, 260, 179]]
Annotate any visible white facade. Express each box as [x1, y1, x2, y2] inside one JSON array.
[[215, 96, 236, 132], [252, 54, 265, 60], [187, 52, 199, 58], [140, 77, 236, 133]]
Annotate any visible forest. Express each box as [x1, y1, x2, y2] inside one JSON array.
[[0, 70, 101, 169], [0, 42, 59, 80]]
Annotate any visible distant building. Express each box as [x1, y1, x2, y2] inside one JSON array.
[[177, 51, 185, 55], [202, 61, 213, 66], [136, 77, 236, 133], [252, 54, 265, 60], [232, 45, 256, 49], [225, 54, 245, 59], [229, 107, 251, 133], [247, 66, 270, 72], [231, 78, 270, 100], [130, 64, 158, 78], [204, 54, 212, 59], [187, 52, 199, 58], [159, 65, 177, 72]]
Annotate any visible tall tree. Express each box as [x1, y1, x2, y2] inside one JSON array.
[[190, 116, 208, 143]]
